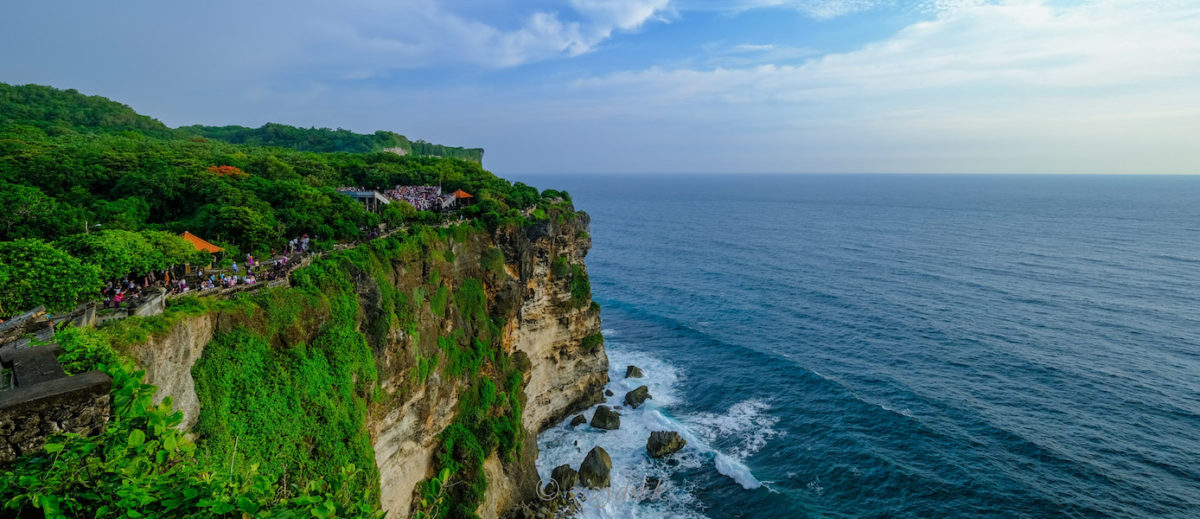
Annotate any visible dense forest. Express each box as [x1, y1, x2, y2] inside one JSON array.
[[0, 83, 564, 316], [179, 123, 485, 163]]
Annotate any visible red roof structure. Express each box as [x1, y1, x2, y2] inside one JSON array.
[[179, 231, 224, 253], [452, 189, 474, 199]]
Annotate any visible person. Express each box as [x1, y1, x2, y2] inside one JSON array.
[[232, 261, 239, 273]]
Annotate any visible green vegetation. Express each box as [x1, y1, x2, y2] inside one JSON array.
[[179, 123, 484, 162], [0, 83, 567, 317], [0, 238, 101, 313], [0, 325, 384, 519], [57, 229, 210, 280], [567, 264, 591, 309], [581, 332, 604, 352], [0, 83, 595, 518]]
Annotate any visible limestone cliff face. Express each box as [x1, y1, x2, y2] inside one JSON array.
[[368, 213, 607, 517], [125, 313, 216, 430], [127, 211, 606, 519]]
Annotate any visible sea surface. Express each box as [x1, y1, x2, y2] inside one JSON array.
[[513, 174, 1200, 519]]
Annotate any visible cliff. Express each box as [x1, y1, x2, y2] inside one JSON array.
[[121, 211, 606, 518]]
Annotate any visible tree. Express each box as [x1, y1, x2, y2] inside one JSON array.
[[55, 230, 158, 280], [0, 181, 58, 240], [140, 230, 210, 271], [0, 239, 101, 315], [381, 200, 417, 227]]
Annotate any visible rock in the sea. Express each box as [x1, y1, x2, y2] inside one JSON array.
[[625, 365, 644, 378], [578, 446, 612, 489], [646, 431, 687, 458], [605, 389, 614, 397], [590, 405, 621, 430], [569, 414, 587, 428], [549, 464, 578, 493], [624, 385, 652, 409]]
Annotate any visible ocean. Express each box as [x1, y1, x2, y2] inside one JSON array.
[[513, 174, 1200, 519]]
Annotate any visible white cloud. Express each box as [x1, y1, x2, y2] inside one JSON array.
[[315, 0, 672, 68], [549, 0, 1200, 173], [681, 0, 886, 19]]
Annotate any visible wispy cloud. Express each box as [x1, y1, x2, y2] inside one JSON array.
[[2, 0, 1196, 173], [681, 0, 887, 19], [573, 1, 1200, 107], [300, 0, 674, 69], [549, 0, 1200, 172]]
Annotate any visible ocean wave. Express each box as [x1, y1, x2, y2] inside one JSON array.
[[537, 343, 775, 517]]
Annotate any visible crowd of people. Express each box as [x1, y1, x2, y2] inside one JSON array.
[[98, 234, 318, 312], [381, 185, 452, 212], [338, 184, 458, 212], [101, 278, 153, 309]]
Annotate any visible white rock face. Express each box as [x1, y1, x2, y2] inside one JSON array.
[[125, 312, 216, 430]]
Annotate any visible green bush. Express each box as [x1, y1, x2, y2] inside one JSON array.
[[581, 333, 604, 352], [0, 325, 384, 519], [550, 256, 570, 278], [0, 238, 102, 315], [568, 264, 591, 308]]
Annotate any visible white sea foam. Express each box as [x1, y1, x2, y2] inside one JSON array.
[[537, 340, 777, 518], [714, 453, 762, 490], [683, 399, 784, 460]]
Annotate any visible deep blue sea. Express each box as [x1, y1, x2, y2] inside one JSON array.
[[515, 174, 1200, 519]]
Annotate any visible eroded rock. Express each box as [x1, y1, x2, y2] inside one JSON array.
[[646, 431, 687, 458], [624, 385, 651, 409], [590, 405, 620, 430], [578, 446, 612, 489]]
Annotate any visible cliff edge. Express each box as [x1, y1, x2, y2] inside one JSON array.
[[121, 209, 606, 518]]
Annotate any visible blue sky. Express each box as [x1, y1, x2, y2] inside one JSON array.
[[2, 0, 1198, 174]]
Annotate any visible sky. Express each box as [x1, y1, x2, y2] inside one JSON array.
[[1, 0, 1198, 174]]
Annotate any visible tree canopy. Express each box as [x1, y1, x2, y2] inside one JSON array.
[[0, 239, 102, 313], [0, 83, 568, 316]]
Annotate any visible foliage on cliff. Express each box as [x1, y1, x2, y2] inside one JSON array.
[[179, 123, 484, 163]]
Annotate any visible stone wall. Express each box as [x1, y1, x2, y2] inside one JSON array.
[[0, 307, 113, 464], [0, 372, 111, 463]]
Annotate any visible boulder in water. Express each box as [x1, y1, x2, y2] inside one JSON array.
[[569, 414, 587, 428], [590, 405, 621, 430], [549, 464, 577, 493], [578, 446, 612, 489], [625, 365, 644, 378], [625, 385, 652, 409], [605, 389, 614, 397], [646, 431, 687, 458]]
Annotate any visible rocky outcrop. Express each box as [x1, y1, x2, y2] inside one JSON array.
[[124, 312, 216, 429], [625, 365, 644, 378], [625, 385, 652, 409], [646, 431, 687, 458], [569, 414, 587, 428], [590, 405, 621, 430], [549, 464, 578, 492], [504, 216, 607, 434], [578, 446, 612, 489]]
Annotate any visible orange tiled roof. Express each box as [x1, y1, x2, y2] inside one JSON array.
[[179, 231, 224, 253], [452, 189, 473, 199]]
